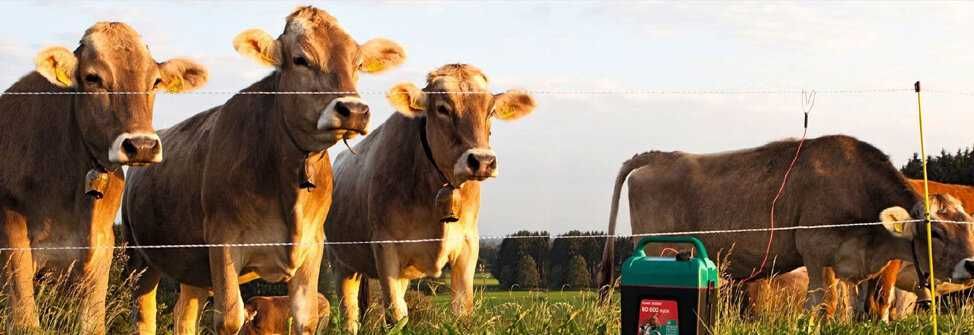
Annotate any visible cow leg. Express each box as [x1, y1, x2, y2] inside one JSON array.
[[133, 266, 161, 335], [868, 260, 900, 322], [378, 276, 409, 324], [80, 220, 115, 335], [209, 246, 245, 335], [375, 247, 408, 324], [288, 245, 324, 335], [338, 269, 363, 334], [174, 283, 209, 335], [2, 209, 39, 332], [803, 265, 832, 318], [449, 240, 478, 316], [821, 267, 841, 319]]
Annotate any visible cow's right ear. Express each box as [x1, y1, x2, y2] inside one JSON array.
[[233, 29, 282, 67], [387, 82, 426, 118], [881, 206, 916, 239], [35, 47, 77, 88]]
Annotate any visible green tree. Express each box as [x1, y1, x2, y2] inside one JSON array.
[[493, 231, 549, 289], [515, 255, 541, 289], [562, 255, 592, 289]]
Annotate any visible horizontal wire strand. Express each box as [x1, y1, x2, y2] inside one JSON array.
[[0, 88, 919, 96], [0, 219, 929, 251]]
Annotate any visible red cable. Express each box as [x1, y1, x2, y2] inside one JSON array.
[[743, 127, 808, 282], [660, 247, 680, 257]]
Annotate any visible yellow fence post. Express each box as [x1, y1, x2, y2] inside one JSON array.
[[915, 81, 938, 335]]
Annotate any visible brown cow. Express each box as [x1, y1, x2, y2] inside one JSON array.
[[122, 7, 404, 335], [909, 179, 974, 210], [747, 193, 973, 322], [598, 136, 974, 317], [325, 64, 536, 333], [0, 22, 206, 334], [242, 293, 330, 335]]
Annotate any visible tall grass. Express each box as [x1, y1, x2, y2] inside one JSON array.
[[0, 250, 139, 334]]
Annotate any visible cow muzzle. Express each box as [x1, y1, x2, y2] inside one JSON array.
[[109, 132, 162, 166], [317, 96, 370, 140], [951, 257, 974, 281], [453, 148, 498, 182]]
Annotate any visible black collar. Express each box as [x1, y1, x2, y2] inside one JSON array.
[[418, 117, 455, 188]]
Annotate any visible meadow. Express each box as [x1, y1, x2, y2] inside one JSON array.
[[4, 252, 974, 334]]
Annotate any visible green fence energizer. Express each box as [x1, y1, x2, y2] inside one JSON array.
[[620, 236, 719, 335]]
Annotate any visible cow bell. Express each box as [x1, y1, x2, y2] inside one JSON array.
[[84, 168, 110, 199], [434, 185, 462, 223]]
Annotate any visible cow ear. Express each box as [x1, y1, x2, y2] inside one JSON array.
[[35, 47, 77, 88], [233, 29, 282, 67], [244, 302, 258, 322], [359, 38, 406, 74], [387, 82, 426, 118], [159, 58, 208, 93], [881, 206, 916, 239], [492, 90, 536, 121]]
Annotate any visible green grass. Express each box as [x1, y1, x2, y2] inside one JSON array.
[[4, 257, 974, 334]]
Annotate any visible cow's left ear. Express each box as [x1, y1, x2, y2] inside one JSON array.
[[35, 46, 77, 88], [387, 82, 426, 118], [158, 58, 208, 93], [359, 38, 406, 74], [881, 206, 916, 239], [243, 302, 258, 322], [492, 90, 536, 121]]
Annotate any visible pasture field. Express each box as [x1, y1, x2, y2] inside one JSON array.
[[3, 253, 974, 334]]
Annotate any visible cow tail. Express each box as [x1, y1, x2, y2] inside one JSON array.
[[597, 151, 664, 303]]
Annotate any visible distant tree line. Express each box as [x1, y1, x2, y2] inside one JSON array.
[[901, 147, 974, 185], [484, 230, 635, 290]]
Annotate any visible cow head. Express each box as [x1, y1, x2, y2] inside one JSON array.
[[882, 194, 974, 282], [387, 64, 536, 184], [34, 22, 207, 167], [233, 6, 406, 152]]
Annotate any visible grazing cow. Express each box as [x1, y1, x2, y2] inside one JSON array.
[[863, 181, 974, 322], [0, 22, 206, 334], [242, 293, 330, 335], [325, 64, 536, 333], [123, 7, 405, 335], [746, 194, 973, 322], [597, 135, 974, 316]]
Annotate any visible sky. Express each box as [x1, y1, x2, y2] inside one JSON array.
[[1, 1, 973, 237]]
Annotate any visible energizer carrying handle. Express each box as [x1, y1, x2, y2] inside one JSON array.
[[633, 236, 709, 261]]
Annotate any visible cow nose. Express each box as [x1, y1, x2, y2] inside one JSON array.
[[110, 133, 163, 165], [318, 97, 370, 135], [966, 259, 974, 274], [466, 151, 497, 178], [335, 100, 369, 118]]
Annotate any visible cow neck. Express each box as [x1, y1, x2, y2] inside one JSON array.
[[418, 116, 455, 189], [270, 82, 316, 190], [70, 95, 117, 198]]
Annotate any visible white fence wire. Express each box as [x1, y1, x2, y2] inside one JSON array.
[[4, 218, 968, 252]]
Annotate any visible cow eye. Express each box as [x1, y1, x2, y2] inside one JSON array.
[[437, 104, 450, 116], [932, 228, 945, 240], [85, 74, 102, 86], [293, 56, 309, 67], [152, 78, 163, 89]]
